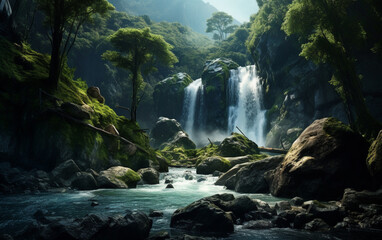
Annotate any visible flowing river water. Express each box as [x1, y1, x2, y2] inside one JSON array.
[[0, 168, 352, 239]]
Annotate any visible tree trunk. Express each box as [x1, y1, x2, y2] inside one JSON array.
[[131, 70, 138, 122], [48, 0, 63, 89]]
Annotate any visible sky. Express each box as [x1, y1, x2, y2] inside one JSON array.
[[202, 0, 259, 23]]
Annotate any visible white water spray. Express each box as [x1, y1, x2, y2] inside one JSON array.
[[227, 65, 266, 146]]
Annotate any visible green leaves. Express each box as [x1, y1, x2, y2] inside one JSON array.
[[206, 11, 238, 41]]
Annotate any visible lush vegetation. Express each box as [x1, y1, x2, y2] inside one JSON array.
[[206, 12, 237, 41]]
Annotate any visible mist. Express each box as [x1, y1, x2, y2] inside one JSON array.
[[203, 0, 259, 23]]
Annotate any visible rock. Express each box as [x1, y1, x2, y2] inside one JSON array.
[[278, 210, 300, 223], [162, 131, 196, 150], [22, 211, 152, 240], [87, 86, 105, 103], [170, 199, 234, 233], [244, 210, 273, 221], [153, 73, 193, 120], [224, 196, 258, 218], [341, 188, 382, 211], [268, 118, 371, 200], [225, 155, 284, 193], [164, 179, 173, 184], [290, 197, 304, 206], [218, 133, 259, 157], [0, 234, 13, 240], [294, 212, 314, 229], [183, 171, 194, 180], [366, 130, 382, 185], [149, 210, 164, 218], [202, 58, 239, 131], [307, 203, 343, 226], [150, 117, 183, 148], [224, 155, 252, 167], [304, 218, 330, 232], [275, 201, 292, 212], [197, 177, 207, 182], [196, 156, 231, 175], [97, 166, 140, 189], [91, 201, 99, 207], [51, 159, 81, 187], [104, 124, 119, 136], [61, 102, 92, 120], [214, 162, 251, 186], [243, 220, 274, 229], [155, 154, 169, 173], [212, 170, 222, 177], [138, 168, 160, 184], [272, 216, 290, 228], [166, 184, 174, 189], [71, 172, 97, 190], [148, 231, 170, 240]]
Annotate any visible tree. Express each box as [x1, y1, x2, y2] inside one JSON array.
[[282, 0, 380, 137], [102, 28, 178, 122], [36, 0, 114, 89], [206, 12, 237, 41]]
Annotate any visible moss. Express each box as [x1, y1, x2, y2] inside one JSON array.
[[323, 117, 353, 138], [116, 169, 141, 186]]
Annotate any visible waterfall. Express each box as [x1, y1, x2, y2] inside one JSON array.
[[181, 78, 203, 140], [227, 65, 266, 146]]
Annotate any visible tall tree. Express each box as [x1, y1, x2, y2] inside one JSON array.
[[36, 0, 114, 89], [102, 28, 178, 122], [206, 12, 237, 41], [282, 0, 380, 137]]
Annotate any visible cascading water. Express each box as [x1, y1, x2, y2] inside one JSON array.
[[227, 65, 266, 146], [181, 78, 203, 140]]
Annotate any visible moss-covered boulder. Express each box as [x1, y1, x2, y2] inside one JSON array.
[[218, 133, 259, 157], [97, 166, 141, 188], [202, 58, 239, 131], [268, 118, 371, 200], [160, 131, 196, 150], [196, 156, 231, 175], [153, 73, 193, 120], [137, 167, 160, 184], [367, 130, 382, 185]]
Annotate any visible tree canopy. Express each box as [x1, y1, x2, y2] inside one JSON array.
[[36, 0, 114, 89], [206, 11, 237, 41], [102, 27, 178, 122]]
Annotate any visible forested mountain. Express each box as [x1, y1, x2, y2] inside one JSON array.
[[108, 0, 236, 35]]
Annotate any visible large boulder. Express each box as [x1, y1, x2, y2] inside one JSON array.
[[366, 130, 382, 185], [170, 194, 234, 233], [215, 162, 251, 186], [87, 86, 105, 104], [150, 117, 195, 150], [225, 155, 284, 193], [60, 102, 92, 120], [19, 211, 152, 240], [268, 118, 371, 200], [137, 168, 160, 184], [202, 58, 239, 131], [153, 73, 193, 120], [71, 172, 97, 190], [51, 159, 81, 187], [97, 166, 140, 189], [196, 156, 231, 175], [218, 133, 259, 157]]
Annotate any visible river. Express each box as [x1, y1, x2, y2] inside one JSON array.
[[0, 168, 349, 239]]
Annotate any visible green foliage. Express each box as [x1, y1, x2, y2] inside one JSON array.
[[323, 117, 354, 139], [116, 169, 141, 186], [206, 12, 238, 41]]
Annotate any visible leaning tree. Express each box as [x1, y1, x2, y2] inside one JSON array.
[[102, 27, 178, 122]]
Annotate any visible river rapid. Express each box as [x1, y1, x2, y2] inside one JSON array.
[[0, 168, 348, 239]]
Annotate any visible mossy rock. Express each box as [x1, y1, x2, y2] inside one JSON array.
[[98, 166, 141, 189], [367, 130, 382, 184], [196, 156, 231, 175], [218, 133, 259, 157]]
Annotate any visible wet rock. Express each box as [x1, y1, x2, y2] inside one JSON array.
[[61, 102, 92, 120], [224, 155, 252, 167], [71, 172, 97, 190], [164, 178, 173, 184], [171, 199, 234, 233], [275, 201, 292, 212], [308, 204, 343, 226], [87, 86, 105, 104], [214, 162, 251, 186], [212, 170, 222, 177], [294, 212, 314, 229], [268, 118, 371, 200], [148, 231, 170, 240], [149, 210, 164, 218], [97, 166, 140, 189], [51, 159, 81, 187], [244, 210, 273, 221], [197, 177, 207, 182], [272, 216, 290, 228], [243, 220, 274, 229], [290, 197, 304, 206], [196, 156, 231, 175], [278, 210, 300, 223], [183, 171, 194, 180], [225, 155, 284, 193], [91, 201, 99, 207], [224, 196, 258, 218], [138, 168, 160, 184], [166, 184, 174, 189], [341, 188, 382, 211], [304, 218, 330, 232], [218, 133, 259, 157]]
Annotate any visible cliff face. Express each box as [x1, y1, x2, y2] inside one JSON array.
[[253, 29, 382, 148]]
